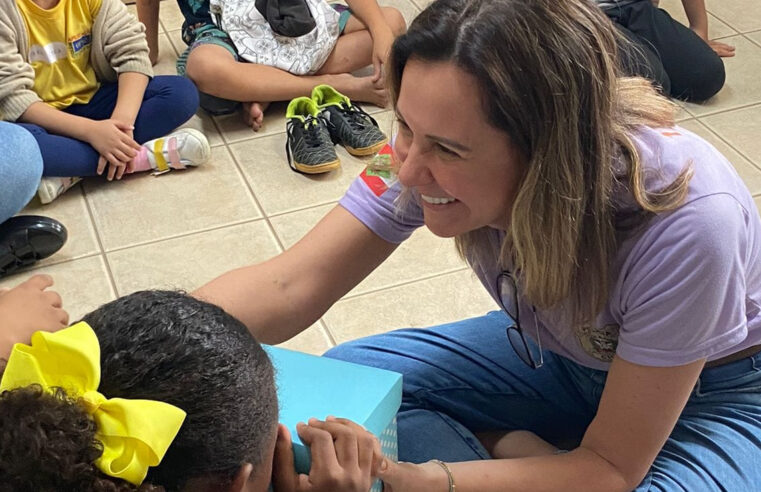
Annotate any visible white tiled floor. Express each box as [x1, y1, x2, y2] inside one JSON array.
[[4, 1, 761, 355]]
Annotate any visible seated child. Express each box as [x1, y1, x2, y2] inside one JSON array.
[[136, 0, 406, 130], [597, 0, 732, 102], [0, 290, 380, 491], [0, 0, 210, 204]]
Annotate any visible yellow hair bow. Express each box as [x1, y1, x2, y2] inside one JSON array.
[[0, 322, 186, 486]]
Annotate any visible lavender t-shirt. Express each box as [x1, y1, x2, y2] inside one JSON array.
[[339, 126, 761, 370]]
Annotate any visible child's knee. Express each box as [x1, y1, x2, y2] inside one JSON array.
[[382, 6, 406, 36], [159, 75, 200, 120], [176, 75, 201, 110], [185, 50, 225, 93], [689, 57, 726, 103]]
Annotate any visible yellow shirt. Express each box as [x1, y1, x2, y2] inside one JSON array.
[[16, 0, 102, 109]]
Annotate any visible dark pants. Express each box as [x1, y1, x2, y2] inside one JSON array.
[[18, 75, 199, 177], [609, 0, 725, 102]]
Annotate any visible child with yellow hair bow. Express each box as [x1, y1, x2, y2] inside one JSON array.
[[0, 290, 381, 491]]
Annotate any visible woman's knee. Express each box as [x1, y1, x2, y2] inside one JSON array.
[[0, 123, 43, 221], [381, 6, 407, 36]]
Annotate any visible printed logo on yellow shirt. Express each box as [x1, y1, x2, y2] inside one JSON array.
[[69, 31, 92, 57], [26, 30, 92, 64], [28, 42, 68, 63]]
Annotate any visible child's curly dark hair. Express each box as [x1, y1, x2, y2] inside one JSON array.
[[0, 384, 160, 492], [0, 290, 278, 491]]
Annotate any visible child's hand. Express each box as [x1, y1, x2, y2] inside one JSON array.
[[0, 275, 69, 359], [371, 26, 396, 84], [87, 119, 141, 180], [271, 417, 383, 492], [708, 39, 735, 57]]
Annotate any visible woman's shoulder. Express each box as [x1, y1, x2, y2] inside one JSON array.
[[628, 124, 753, 213]]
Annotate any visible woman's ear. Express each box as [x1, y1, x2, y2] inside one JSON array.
[[229, 463, 254, 492]]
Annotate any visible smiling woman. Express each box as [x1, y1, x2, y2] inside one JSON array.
[[392, 60, 523, 239], [195, 0, 761, 491]]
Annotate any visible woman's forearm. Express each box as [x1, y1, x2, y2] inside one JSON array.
[[193, 206, 398, 344], [446, 447, 631, 492]]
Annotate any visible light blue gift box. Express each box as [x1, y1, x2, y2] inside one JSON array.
[[264, 346, 402, 492]]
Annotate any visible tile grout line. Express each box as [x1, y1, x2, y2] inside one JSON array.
[[78, 198, 345, 257], [337, 266, 471, 302], [80, 185, 120, 299], [103, 217, 267, 254], [743, 31, 761, 49], [695, 112, 761, 172], [688, 100, 761, 120], [320, 267, 474, 346], [704, 10, 739, 36], [223, 142, 289, 254], [222, 140, 344, 348], [318, 319, 338, 348]]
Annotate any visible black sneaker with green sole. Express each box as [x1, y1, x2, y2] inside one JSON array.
[[312, 84, 388, 156], [286, 97, 341, 174]]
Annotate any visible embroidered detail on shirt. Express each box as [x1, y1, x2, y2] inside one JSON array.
[[661, 131, 682, 138], [28, 42, 68, 64], [576, 323, 620, 362]]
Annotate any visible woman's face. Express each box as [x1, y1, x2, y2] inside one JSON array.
[[394, 59, 524, 237]]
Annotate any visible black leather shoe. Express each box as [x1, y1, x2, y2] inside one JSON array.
[[0, 216, 67, 279]]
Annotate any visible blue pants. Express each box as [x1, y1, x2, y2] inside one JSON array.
[[17, 75, 199, 177], [0, 122, 43, 222], [324, 311, 761, 490]]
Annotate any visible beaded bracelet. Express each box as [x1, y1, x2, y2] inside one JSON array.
[[430, 459, 456, 492]]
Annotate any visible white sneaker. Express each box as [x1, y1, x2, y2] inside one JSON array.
[[37, 176, 83, 204], [135, 128, 211, 174]]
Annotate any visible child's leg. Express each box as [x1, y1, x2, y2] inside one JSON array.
[[16, 123, 102, 177], [614, 23, 672, 96], [619, 1, 725, 101], [316, 6, 406, 75], [21, 82, 204, 182], [130, 75, 199, 143], [184, 31, 394, 116], [65, 77, 199, 144]]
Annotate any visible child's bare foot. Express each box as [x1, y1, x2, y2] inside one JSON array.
[[242, 101, 270, 131], [332, 74, 388, 108]]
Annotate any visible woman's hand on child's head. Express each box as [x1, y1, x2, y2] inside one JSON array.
[[87, 119, 141, 180], [271, 417, 382, 492], [0, 274, 68, 359]]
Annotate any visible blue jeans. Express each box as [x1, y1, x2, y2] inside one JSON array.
[[324, 311, 761, 490], [0, 122, 43, 222], [17, 75, 199, 177]]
